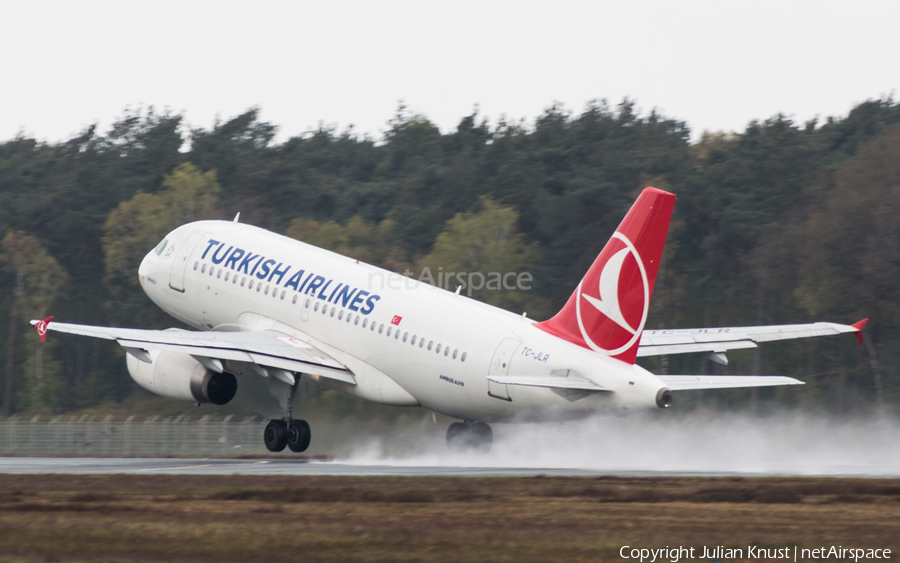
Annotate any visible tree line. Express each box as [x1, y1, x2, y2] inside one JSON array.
[[2, 99, 899, 415]]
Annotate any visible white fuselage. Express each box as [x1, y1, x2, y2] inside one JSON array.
[[138, 220, 667, 422]]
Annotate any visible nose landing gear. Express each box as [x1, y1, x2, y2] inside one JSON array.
[[446, 421, 493, 453]]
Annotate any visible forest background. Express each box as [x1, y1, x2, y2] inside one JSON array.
[[2, 98, 899, 418]]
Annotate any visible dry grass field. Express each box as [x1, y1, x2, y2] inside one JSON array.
[[0, 474, 898, 562]]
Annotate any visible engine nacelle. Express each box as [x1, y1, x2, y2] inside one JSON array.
[[126, 350, 237, 405], [656, 387, 673, 408]]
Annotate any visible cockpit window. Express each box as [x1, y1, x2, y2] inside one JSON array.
[[154, 239, 168, 256]]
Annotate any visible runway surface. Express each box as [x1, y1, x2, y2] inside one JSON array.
[[3, 457, 900, 477], [0, 457, 657, 477]]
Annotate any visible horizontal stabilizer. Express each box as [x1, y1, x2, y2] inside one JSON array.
[[659, 375, 804, 391], [487, 373, 609, 392]]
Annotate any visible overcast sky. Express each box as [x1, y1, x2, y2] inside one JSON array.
[[2, 1, 897, 144]]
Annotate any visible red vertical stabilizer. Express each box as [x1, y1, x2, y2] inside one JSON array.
[[535, 187, 676, 364]]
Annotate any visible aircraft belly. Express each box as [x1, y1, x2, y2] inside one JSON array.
[[371, 350, 617, 423]]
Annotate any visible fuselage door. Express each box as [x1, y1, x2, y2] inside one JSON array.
[[169, 232, 205, 292], [488, 337, 520, 401], [301, 295, 312, 322]]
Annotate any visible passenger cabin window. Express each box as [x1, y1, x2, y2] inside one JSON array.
[[209, 267, 214, 276], [305, 298, 311, 308], [217, 270, 222, 279], [428, 341, 433, 351], [281, 290, 285, 300], [314, 302, 320, 312], [193, 261, 199, 271], [461, 352, 467, 362], [338, 310, 344, 320], [436, 344, 442, 354], [403, 332, 408, 342], [354, 316, 359, 325], [444, 347, 449, 356], [411, 335, 417, 345], [292, 295, 298, 304], [379, 324, 384, 334], [201, 264, 207, 273], [419, 339, 424, 348], [453, 349, 458, 359], [248, 280, 254, 290], [241, 277, 246, 287], [386, 326, 392, 336], [362, 318, 367, 328], [225, 272, 230, 281], [330, 307, 335, 317]]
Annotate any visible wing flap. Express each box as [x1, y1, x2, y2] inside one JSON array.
[[659, 375, 804, 390], [33, 320, 356, 385]]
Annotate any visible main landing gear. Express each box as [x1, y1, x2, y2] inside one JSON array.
[[446, 421, 493, 453], [264, 373, 311, 453], [264, 418, 311, 452]]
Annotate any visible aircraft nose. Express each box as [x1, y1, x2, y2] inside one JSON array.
[[138, 250, 154, 289]]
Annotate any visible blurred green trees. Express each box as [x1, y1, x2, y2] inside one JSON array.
[[1, 99, 900, 414], [0, 232, 68, 414], [103, 162, 222, 327]]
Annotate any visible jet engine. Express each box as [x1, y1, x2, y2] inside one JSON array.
[[126, 350, 237, 405], [656, 388, 673, 408]]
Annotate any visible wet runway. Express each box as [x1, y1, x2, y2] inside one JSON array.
[[0, 457, 619, 477], [0, 457, 665, 477], [2, 457, 900, 477]]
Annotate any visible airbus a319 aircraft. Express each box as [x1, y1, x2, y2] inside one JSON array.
[[34, 188, 866, 453]]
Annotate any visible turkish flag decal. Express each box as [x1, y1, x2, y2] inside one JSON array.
[[391, 315, 402, 326]]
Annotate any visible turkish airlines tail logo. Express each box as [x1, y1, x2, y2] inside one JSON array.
[[536, 187, 676, 364], [34, 316, 54, 343]]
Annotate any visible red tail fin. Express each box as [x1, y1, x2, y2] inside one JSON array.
[[535, 187, 676, 364]]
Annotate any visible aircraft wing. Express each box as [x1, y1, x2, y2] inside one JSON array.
[[658, 375, 803, 390], [30, 319, 356, 385], [638, 319, 867, 358]]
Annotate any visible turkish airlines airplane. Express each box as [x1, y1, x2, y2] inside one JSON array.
[[33, 187, 866, 453]]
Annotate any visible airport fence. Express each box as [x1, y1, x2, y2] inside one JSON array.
[[0, 415, 271, 457]]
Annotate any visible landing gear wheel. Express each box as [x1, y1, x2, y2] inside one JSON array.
[[264, 419, 287, 452], [470, 422, 493, 453], [446, 422, 469, 452], [446, 421, 493, 453], [287, 419, 311, 452]]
